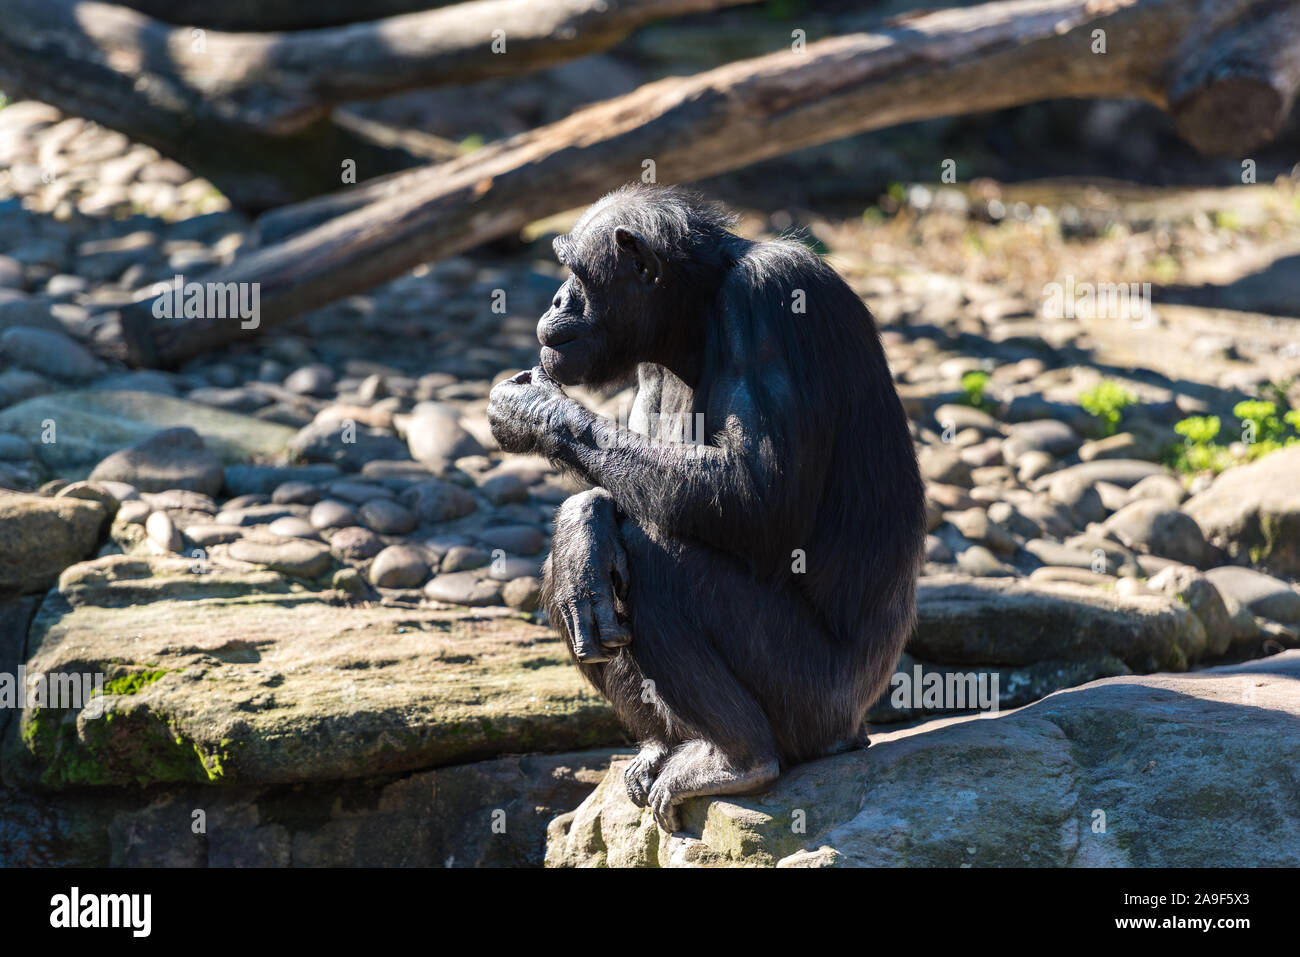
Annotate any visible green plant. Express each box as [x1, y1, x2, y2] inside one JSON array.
[[1171, 415, 1230, 473], [1233, 399, 1286, 449], [1078, 380, 1136, 436], [960, 369, 992, 412]]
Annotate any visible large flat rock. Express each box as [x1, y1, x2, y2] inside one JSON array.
[[0, 391, 295, 477], [547, 652, 1300, 867], [913, 574, 1206, 672], [2, 555, 622, 790]]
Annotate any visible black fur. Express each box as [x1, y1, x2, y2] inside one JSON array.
[[487, 185, 925, 828]]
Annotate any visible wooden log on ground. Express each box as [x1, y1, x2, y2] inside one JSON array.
[[107, 0, 1300, 367], [0, 0, 759, 206]]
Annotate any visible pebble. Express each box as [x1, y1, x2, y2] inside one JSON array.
[[267, 516, 321, 540], [400, 479, 477, 523], [406, 412, 485, 464], [0, 325, 104, 380], [479, 473, 530, 505], [368, 544, 430, 588], [215, 503, 307, 526], [441, 545, 490, 572], [89, 427, 223, 497], [358, 498, 417, 534], [145, 510, 182, 552], [1204, 567, 1300, 623], [424, 572, 503, 606], [476, 524, 546, 555], [115, 499, 152, 525], [272, 481, 322, 505], [502, 576, 542, 611], [328, 526, 384, 561], [228, 538, 332, 577], [310, 499, 360, 530]]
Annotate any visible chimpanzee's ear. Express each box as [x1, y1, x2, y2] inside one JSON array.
[[614, 226, 662, 286]]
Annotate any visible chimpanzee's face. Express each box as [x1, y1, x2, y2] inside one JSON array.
[[537, 221, 664, 387]]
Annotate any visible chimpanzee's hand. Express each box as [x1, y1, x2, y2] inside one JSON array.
[[487, 366, 570, 456], [547, 489, 630, 663]]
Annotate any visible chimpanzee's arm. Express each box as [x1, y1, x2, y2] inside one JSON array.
[[547, 373, 787, 555]]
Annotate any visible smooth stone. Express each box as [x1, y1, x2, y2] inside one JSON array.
[[955, 544, 1017, 576], [486, 555, 543, 581], [223, 464, 341, 496], [476, 524, 547, 556], [358, 499, 417, 535], [400, 479, 477, 523], [329, 526, 384, 561], [479, 473, 530, 506], [441, 545, 490, 572], [228, 538, 331, 578], [1127, 473, 1187, 507], [115, 499, 152, 525], [144, 489, 217, 513], [145, 511, 182, 553], [424, 572, 503, 607], [1147, 566, 1234, 656], [406, 413, 485, 464], [1101, 499, 1209, 568], [917, 446, 973, 487], [1002, 419, 1080, 459], [0, 326, 103, 380], [368, 544, 430, 589], [326, 480, 395, 504], [271, 481, 321, 505], [309, 499, 359, 530], [215, 503, 306, 527], [288, 419, 409, 471], [283, 364, 335, 397], [267, 516, 321, 541], [1204, 566, 1300, 624], [502, 577, 542, 612], [89, 426, 223, 497], [185, 524, 244, 547]]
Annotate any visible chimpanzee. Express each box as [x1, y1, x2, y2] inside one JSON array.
[[487, 185, 924, 831]]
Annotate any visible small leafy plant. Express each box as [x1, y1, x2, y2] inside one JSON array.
[[1168, 395, 1300, 475], [960, 369, 993, 412], [1078, 380, 1136, 436]]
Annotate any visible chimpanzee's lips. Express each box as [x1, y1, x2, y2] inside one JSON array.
[[538, 329, 578, 348], [540, 345, 581, 385]]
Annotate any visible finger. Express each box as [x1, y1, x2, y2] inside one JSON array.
[[532, 364, 565, 393], [568, 601, 609, 663], [593, 594, 631, 648]]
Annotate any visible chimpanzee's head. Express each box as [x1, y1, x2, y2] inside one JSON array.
[[537, 185, 738, 386]]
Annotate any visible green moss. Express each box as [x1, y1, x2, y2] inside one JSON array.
[[17, 698, 227, 789], [97, 668, 169, 697]]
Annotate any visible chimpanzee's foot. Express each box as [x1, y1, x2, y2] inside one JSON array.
[[646, 740, 779, 832], [624, 740, 671, 807]]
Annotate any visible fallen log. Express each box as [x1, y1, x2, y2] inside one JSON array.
[[0, 0, 758, 207], [108, 0, 1300, 367]]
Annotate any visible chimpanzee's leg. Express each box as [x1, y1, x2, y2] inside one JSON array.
[[546, 500, 884, 831]]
